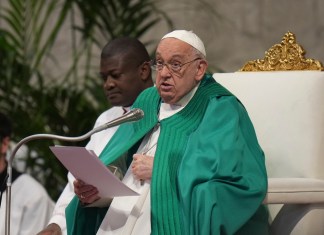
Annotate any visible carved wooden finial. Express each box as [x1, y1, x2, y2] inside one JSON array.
[[240, 31, 324, 71]]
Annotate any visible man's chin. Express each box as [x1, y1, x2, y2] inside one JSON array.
[[160, 93, 176, 104], [107, 98, 121, 106]]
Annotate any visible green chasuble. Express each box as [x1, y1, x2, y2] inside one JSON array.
[[66, 74, 269, 235]]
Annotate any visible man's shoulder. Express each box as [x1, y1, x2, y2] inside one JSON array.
[[12, 174, 54, 211], [131, 87, 160, 114], [96, 106, 124, 123], [200, 73, 233, 98], [13, 174, 51, 198], [135, 86, 158, 102], [100, 106, 122, 115], [14, 174, 44, 189]]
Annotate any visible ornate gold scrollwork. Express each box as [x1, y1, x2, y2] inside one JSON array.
[[240, 31, 324, 71]]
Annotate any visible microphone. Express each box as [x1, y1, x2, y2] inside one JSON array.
[[4, 108, 144, 235], [91, 108, 144, 135]]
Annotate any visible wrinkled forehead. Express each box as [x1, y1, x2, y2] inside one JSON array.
[[156, 38, 195, 59]]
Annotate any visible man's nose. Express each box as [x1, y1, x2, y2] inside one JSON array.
[[103, 76, 115, 89], [159, 64, 172, 77]]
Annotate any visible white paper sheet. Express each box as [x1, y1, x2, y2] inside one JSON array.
[[50, 146, 138, 207]]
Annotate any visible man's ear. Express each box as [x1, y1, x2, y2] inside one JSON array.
[[195, 59, 208, 82], [139, 62, 151, 81]]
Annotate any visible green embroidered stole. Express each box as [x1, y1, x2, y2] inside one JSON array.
[[66, 74, 232, 235]]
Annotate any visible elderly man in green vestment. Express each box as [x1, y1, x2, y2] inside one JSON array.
[[66, 30, 269, 235]]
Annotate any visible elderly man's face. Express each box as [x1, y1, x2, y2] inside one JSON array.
[[155, 38, 205, 104]]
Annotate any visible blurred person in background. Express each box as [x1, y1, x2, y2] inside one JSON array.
[[0, 112, 54, 235]]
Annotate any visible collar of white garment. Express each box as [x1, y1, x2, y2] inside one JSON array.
[[123, 106, 131, 113], [159, 83, 199, 120]]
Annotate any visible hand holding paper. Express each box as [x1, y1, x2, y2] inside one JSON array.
[[50, 146, 139, 207]]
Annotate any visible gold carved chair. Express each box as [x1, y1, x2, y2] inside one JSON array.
[[213, 32, 324, 235]]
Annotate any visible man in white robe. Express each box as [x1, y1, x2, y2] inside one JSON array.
[[37, 37, 153, 235]]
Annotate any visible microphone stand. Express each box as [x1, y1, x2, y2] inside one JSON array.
[[5, 108, 143, 235]]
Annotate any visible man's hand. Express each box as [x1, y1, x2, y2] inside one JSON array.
[[37, 223, 61, 235], [73, 179, 100, 204], [132, 154, 154, 181]]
